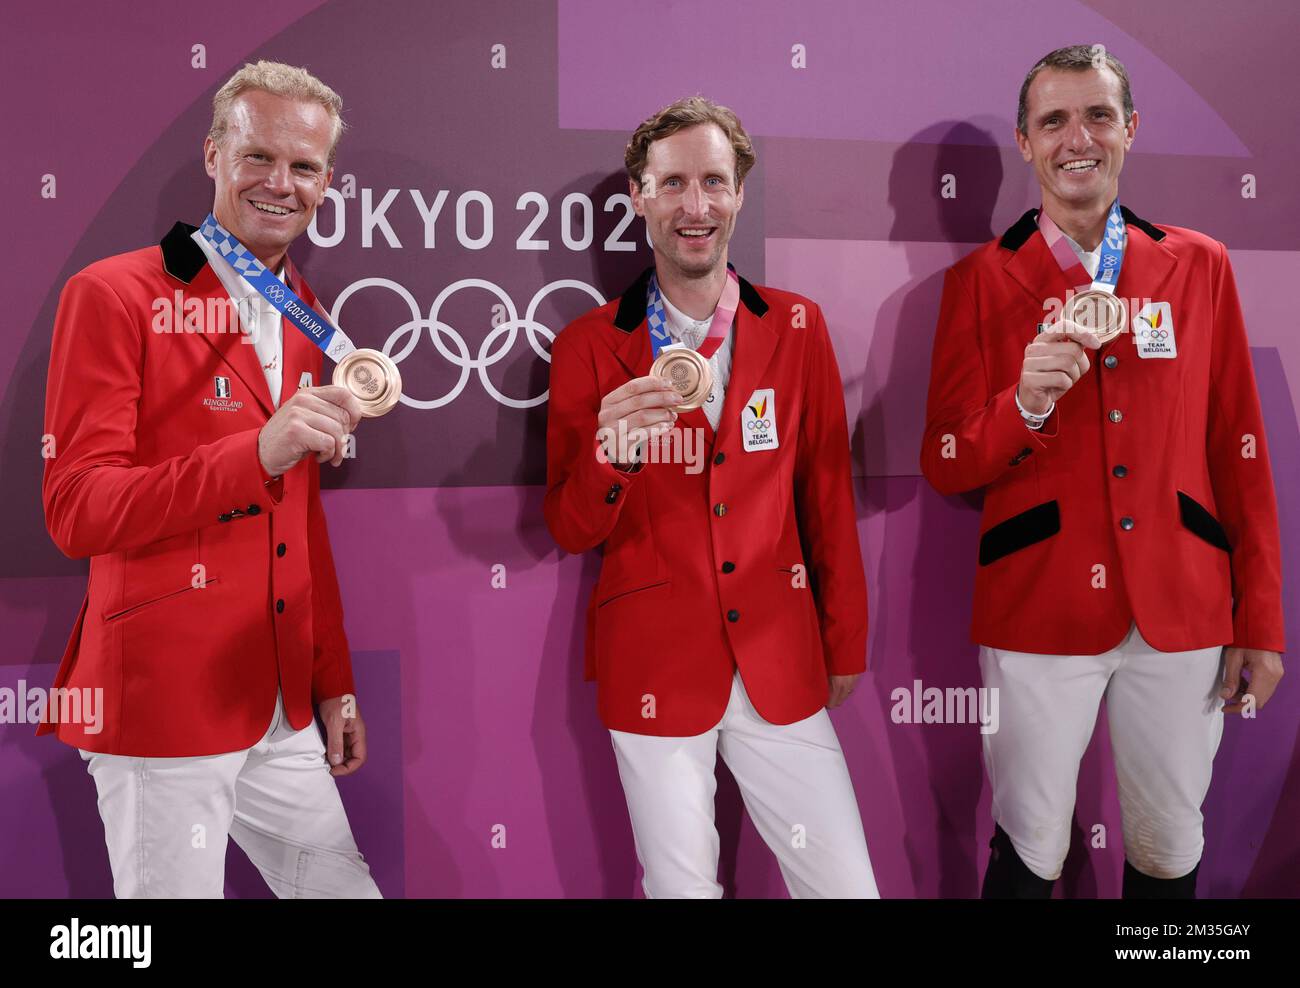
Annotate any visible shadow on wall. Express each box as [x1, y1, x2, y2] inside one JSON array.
[[865, 120, 1003, 898], [855, 120, 1115, 898]]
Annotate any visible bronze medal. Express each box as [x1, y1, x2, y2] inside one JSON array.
[[650, 347, 713, 412], [332, 348, 402, 417], [1064, 289, 1127, 344]]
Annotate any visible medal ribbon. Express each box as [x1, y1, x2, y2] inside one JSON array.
[[1036, 199, 1127, 296], [646, 266, 740, 360], [197, 212, 355, 362]]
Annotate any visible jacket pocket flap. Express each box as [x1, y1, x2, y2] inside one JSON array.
[[1178, 491, 1231, 552], [979, 500, 1061, 566], [597, 579, 670, 608], [103, 578, 218, 621]]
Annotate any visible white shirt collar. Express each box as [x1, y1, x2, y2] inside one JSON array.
[[1060, 230, 1102, 279], [658, 289, 716, 347]]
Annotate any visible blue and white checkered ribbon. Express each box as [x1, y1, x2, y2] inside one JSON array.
[[645, 274, 675, 359], [197, 212, 354, 362], [1092, 200, 1127, 292]]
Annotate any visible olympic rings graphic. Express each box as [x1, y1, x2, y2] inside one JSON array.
[[331, 277, 605, 409], [746, 419, 771, 430], [265, 286, 286, 304], [1139, 328, 1168, 341]]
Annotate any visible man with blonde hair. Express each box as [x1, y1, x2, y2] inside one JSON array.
[[545, 96, 879, 898], [41, 60, 380, 898]]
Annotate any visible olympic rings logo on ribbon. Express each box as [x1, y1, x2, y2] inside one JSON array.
[[265, 286, 286, 304], [331, 277, 605, 409]]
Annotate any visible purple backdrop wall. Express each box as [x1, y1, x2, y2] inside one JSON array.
[[2, 0, 1297, 898]]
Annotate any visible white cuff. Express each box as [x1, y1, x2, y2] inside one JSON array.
[[1015, 390, 1054, 430]]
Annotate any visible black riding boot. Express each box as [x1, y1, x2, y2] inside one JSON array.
[[1122, 859, 1199, 899], [981, 824, 1056, 899]]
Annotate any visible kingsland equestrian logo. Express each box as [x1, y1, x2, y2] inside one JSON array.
[[203, 376, 243, 412]]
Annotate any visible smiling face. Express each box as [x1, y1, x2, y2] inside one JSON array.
[[629, 123, 744, 280], [1016, 66, 1137, 219], [203, 89, 334, 266]]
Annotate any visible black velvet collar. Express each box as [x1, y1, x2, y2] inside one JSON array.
[[999, 205, 1166, 251], [160, 221, 208, 284], [613, 263, 769, 332]]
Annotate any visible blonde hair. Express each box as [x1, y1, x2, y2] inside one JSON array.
[[625, 96, 756, 190], [209, 60, 346, 166]]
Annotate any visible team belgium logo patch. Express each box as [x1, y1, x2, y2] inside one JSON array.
[[1132, 302, 1176, 359], [741, 388, 779, 452]]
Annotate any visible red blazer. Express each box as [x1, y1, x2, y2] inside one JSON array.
[[545, 267, 868, 736], [40, 222, 355, 756], [921, 206, 1285, 656]]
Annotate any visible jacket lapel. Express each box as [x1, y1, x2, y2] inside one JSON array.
[[1000, 205, 1180, 330], [613, 306, 653, 380], [712, 303, 778, 453], [161, 221, 275, 419], [678, 401, 715, 446], [187, 265, 277, 418], [1115, 220, 1179, 306], [1002, 225, 1076, 315]]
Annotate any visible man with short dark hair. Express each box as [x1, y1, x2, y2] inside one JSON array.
[[921, 45, 1284, 898], [545, 96, 878, 898]]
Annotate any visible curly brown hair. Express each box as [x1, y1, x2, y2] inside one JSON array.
[[624, 96, 756, 190]]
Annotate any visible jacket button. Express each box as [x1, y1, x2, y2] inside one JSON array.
[[713, 503, 727, 517], [714, 452, 725, 466], [1109, 409, 1123, 423], [218, 513, 233, 523], [605, 483, 622, 504], [276, 542, 287, 557], [727, 609, 740, 622], [1119, 516, 1135, 531], [1113, 465, 1128, 478], [275, 598, 285, 613], [1104, 355, 1118, 369], [246, 504, 261, 516], [721, 561, 735, 574]]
